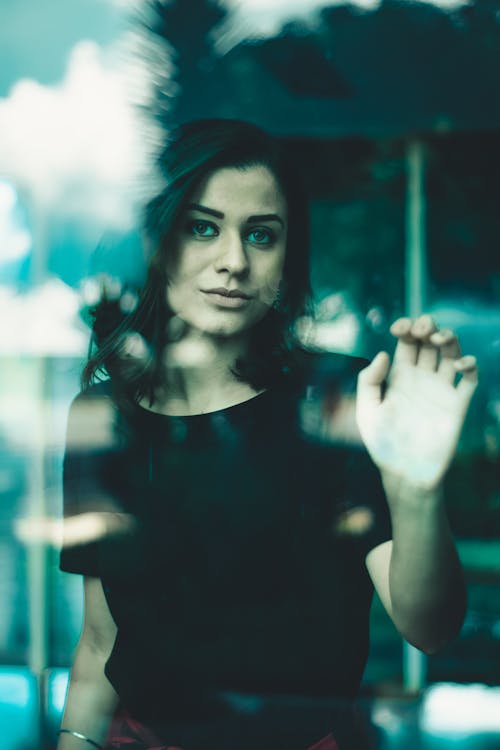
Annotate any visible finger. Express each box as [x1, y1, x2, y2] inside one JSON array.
[[411, 315, 439, 371], [416, 339, 438, 371], [430, 328, 462, 384], [430, 328, 461, 356], [390, 317, 418, 366], [455, 356, 479, 403], [357, 351, 391, 409], [359, 351, 391, 386], [410, 314, 438, 339]]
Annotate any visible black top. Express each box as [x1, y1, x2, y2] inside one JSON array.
[[60, 351, 391, 728]]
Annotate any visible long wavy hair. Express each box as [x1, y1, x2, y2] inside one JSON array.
[[82, 119, 313, 404]]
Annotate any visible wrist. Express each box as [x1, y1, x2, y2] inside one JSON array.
[[381, 470, 444, 510]]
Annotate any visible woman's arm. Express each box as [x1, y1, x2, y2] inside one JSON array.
[[57, 577, 119, 750], [356, 314, 477, 653], [365, 480, 466, 654]]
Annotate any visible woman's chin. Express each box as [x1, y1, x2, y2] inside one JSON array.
[[180, 308, 271, 340]]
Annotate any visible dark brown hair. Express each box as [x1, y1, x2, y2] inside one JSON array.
[[82, 119, 313, 402]]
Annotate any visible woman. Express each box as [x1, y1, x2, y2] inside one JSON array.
[[57, 119, 478, 750]]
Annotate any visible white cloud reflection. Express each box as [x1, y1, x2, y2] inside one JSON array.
[[0, 39, 147, 229], [0, 180, 32, 264], [219, 0, 471, 50], [0, 278, 87, 355]]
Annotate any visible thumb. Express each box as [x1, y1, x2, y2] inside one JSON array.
[[357, 351, 390, 408], [356, 351, 390, 437], [358, 351, 390, 387]]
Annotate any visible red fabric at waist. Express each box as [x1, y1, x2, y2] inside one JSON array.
[[105, 708, 340, 750]]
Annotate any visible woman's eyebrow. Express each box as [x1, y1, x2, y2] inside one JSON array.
[[186, 203, 223, 219], [246, 214, 284, 228], [186, 203, 285, 228]]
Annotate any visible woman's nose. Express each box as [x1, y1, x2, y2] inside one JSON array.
[[214, 233, 250, 275]]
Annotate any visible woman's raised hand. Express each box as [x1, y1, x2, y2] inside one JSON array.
[[356, 314, 478, 489]]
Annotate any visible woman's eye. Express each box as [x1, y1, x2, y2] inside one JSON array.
[[188, 220, 218, 238], [246, 227, 275, 246]]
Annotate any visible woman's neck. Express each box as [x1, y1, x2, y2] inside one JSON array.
[[142, 329, 263, 416]]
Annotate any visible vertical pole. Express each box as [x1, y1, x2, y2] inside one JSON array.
[[403, 139, 428, 693], [26, 196, 50, 746], [405, 139, 427, 319]]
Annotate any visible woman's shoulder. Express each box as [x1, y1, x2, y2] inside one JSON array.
[[66, 379, 121, 448], [74, 379, 114, 401], [68, 379, 115, 416]]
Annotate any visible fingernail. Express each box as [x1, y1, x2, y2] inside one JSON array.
[[392, 320, 408, 334], [431, 332, 446, 343], [454, 356, 476, 370]]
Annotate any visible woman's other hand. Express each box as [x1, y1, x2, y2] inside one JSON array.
[[356, 314, 478, 490]]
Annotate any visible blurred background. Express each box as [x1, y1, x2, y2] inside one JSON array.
[[0, 0, 499, 748]]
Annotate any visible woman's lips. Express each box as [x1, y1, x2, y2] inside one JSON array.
[[203, 287, 251, 299], [202, 289, 252, 309]]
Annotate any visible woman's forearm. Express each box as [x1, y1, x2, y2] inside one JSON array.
[[383, 475, 467, 654], [57, 640, 119, 750]]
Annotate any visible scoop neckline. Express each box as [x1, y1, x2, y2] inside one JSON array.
[[133, 387, 274, 420]]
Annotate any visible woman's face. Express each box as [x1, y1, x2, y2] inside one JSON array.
[[166, 164, 288, 339]]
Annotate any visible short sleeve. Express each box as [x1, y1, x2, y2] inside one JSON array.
[[341, 444, 392, 554], [59, 385, 124, 577]]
